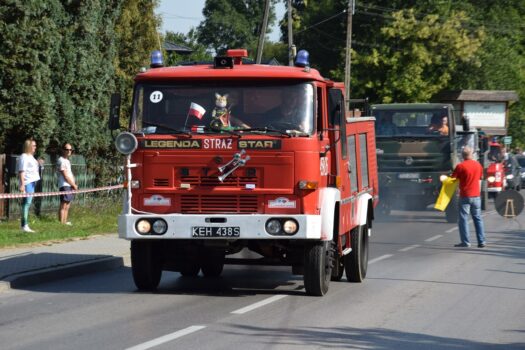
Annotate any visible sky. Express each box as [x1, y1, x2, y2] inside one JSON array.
[[155, 0, 286, 43]]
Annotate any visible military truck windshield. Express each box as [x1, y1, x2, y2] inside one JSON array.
[[131, 82, 315, 135], [373, 109, 450, 137]]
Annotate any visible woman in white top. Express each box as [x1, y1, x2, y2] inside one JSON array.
[[18, 139, 42, 232]]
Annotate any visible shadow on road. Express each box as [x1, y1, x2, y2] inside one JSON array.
[[223, 324, 525, 349]]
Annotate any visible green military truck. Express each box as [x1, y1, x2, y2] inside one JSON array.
[[371, 103, 481, 222]]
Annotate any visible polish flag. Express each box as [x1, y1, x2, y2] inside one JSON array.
[[188, 102, 206, 120]]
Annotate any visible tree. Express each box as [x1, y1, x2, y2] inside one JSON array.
[[349, 9, 485, 103], [197, 0, 278, 54]]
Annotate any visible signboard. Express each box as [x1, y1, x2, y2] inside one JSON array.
[[503, 136, 512, 145], [464, 102, 506, 128]]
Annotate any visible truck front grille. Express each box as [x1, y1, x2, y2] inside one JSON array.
[[180, 195, 259, 214], [181, 176, 259, 187]]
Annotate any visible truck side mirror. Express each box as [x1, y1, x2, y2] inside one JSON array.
[[461, 116, 470, 132], [108, 93, 121, 130]]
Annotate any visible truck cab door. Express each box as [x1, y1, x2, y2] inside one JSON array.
[[328, 88, 351, 234]]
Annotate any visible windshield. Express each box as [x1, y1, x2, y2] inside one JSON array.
[[131, 82, 315, 135], [372, 109, 450, 137]]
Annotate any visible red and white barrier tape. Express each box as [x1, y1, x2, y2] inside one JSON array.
[[0, 184, 124, 199]]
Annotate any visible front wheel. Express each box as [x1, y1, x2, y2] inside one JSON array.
[[131, 240, 162, 291], [303, 241, 332, 296], [345, 223, 369, 282]]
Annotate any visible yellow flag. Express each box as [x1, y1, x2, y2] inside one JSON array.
[[434, 177, 459, 211]]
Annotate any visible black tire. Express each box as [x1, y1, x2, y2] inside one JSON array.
[[180, 261, 200, 277], [303, 241, 332, 296], [345, 223, 369, 282], [445, 194, 459, 223], [201, 254, 225, 277], [131, 240, 162, 291]]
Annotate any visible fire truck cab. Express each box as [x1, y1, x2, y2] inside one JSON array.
[[109, 49, 378, 296]]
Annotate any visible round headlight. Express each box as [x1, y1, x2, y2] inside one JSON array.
[[152, 219, 167, 234], [115, 132, 138, 155], [439, 175, 448, 182], [283, 220, 298, 234], [136, 219, 151, 234], [265, 219, 282, 235], [506, 174, 514, 180], [487, 176, 496, 183]]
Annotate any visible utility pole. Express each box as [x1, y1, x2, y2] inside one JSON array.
[[287, 0, 294, 66], [344, 0, 354, 112], [256, 0, 271, 64]]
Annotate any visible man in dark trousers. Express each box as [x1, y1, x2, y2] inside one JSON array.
[[451, 146, 486, 248]]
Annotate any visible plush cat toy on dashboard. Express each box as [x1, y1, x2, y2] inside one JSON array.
[[211, 93, 231, 129]]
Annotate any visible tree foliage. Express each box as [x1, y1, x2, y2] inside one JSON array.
[[164, 29, 213, 66], [278, 0, 524, 146], [0, 0, 160, 183], [197, 0, 278, 54]]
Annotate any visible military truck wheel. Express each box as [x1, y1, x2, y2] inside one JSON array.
[[345, 223, 369, 282], [201, 253, 225, 277], [304, 241, 332, 296], [445, 195, 459, 223], [131, 240, 162, 291]]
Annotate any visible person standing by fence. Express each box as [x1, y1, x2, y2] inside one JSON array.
[[18, 139, 43, 232], [57, 143, 78, 225]]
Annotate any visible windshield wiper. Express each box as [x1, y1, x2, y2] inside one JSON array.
[[142, 122, 191, 136], [238, 127, 292, 138], [199, 125, 241, 137]]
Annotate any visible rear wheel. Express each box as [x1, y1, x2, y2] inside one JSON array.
[[179, 261, 200, 277], [345, 223, 369, 282], [131, 240, 162, 291], [303, 241, 332, 296], [201, 253, 225, 277]]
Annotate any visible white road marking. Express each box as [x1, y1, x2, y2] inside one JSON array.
[[398, 244, 420, 252], [369, 254, 393, 264], [446, 227, 458, 233], [231, 295, 288, 315], [425, 234, 443, 242], [126, 325, 206, 350]]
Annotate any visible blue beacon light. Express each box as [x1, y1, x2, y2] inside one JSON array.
[[295, 50, 310, 68], [150, 50, 164, 68]]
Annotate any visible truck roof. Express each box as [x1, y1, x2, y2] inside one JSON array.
[[135, 63, 328, 83], [371, 103, 453, 110]]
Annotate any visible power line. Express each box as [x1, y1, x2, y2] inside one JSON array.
[[295, 9, 347, 35]]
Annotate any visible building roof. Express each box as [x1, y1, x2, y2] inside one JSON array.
[[163, 41, 193, 54], [435, 90, 519, 103]]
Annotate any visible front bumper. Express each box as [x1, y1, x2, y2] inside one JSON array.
[[118, 213, 322, 240]]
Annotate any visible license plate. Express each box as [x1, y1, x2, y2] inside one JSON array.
[[398, 173, 420, 179], [192, 226, 240, 238]]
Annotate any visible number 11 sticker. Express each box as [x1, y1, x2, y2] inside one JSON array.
[[150, 91, 163, 103]]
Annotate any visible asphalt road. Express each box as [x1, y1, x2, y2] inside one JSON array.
[[0, 205, 524, 350]]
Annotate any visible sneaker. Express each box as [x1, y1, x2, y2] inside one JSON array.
[[454, 242, 471, 247], [21, 225, 35, 233], [478, 243, 486, 248], [65, 222, 72, 226]]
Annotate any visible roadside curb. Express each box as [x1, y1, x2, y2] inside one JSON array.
[[0, 255, 130, 292]]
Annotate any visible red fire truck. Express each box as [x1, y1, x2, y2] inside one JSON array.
[[486, 141, 506, 196], [109, 49, 378, 296]]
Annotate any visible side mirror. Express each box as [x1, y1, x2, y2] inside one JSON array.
[[108, 93, 121, 130], [461, 116, 470, 132]]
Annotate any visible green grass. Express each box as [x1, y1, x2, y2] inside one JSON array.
[[0, 203, 120, 248]]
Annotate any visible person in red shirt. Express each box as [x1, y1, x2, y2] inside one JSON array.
[[451, 146, 486, 248]]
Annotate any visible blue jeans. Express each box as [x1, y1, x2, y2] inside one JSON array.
[[458, 196, 485, 245], [21, 182, 36, 227]]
